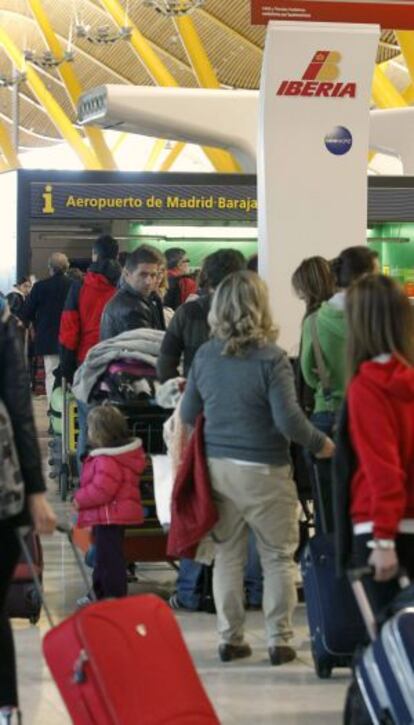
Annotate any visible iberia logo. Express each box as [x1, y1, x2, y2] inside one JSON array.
[[276, 51, 356, 99]]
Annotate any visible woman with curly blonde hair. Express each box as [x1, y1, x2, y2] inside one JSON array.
[[181, 271, 334, 666]]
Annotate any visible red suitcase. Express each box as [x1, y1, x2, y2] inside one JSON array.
[[19, 528, 219, 725], [43, 594, 219, 725]]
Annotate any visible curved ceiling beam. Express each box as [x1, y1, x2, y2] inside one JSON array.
[[197, 8, 263, 55], [27, 0, 116, 169], [174, 12, 240, 172], [99, 0, 239, 172], [0, 28, 100, 169], [0, 107, 58, 142]]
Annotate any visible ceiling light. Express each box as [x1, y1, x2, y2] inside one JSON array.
[[24, 49, 74, 69], [142, 0, 205, 17], [75, 24, 132, 45]]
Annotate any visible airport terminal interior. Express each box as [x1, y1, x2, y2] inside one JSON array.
[[1, 1, 414, 724]]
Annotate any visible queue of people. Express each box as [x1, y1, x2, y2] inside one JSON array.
[[1, 237, 414, 724]]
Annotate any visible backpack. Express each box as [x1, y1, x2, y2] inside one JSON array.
[[0, 399, 24, 520]]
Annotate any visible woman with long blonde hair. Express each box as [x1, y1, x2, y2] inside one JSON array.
[[180, 271, 333, 665]]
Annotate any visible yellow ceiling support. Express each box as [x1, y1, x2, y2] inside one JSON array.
[[100, 0, 238, 173], [160, 141, 186, 171], [144, 138, 168, 170], [372, 65, 407, 108], [0, 157, 10, 172], [174, 13, 240, 172], [368, 64, 407, 169], [395, 32, 414, 81], [395, 32, 414, 105], [0, 29, 100, 169], [0, 119, 20, 168], [175, 14, 220, 89], [27, 0, 116, 170], [111, 131, 128, 155], [100, 0, 177, 86]]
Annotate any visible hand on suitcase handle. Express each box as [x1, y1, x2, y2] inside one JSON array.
[[315, 436, 335, 459], [368, 547, 399, 583], [28, 493, 57, 535]]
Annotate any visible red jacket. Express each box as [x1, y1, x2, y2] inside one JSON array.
[[349, 356, 414, 539], [167, 416, 218, 558], [75, 439, 146, 528], [59, 262, 120, 381]]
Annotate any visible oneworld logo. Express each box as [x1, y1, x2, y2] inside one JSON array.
[[276, 51, 356, 99], [324, 126, 353, 155]]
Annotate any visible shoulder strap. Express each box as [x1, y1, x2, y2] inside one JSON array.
[[309, 312, 333, 404]]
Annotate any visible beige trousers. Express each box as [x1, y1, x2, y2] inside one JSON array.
[[208, 458, 299, 647]]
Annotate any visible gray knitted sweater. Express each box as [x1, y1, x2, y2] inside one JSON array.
[[180, 339, 325, 466]]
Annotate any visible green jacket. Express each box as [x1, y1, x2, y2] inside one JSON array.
[[300, 301, 347, 413]]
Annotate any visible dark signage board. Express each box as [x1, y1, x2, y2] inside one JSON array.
[[30, 181, 257, 222]]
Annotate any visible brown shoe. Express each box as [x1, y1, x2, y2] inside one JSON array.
[[268, 645, 296, 666], [219, 643, 252, 663]]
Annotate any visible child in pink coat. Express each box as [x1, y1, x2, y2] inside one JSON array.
[[74, 405, 146, 599]]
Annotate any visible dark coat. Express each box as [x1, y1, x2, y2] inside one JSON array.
[[167, 416, 218, 559], [100, 284, 165, 341], [24, 272, 72, 355], [332, 401, 357, 575], [0, 316, 46, 528], [157, 294, 210, 382]]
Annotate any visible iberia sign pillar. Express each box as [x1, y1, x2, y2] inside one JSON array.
[[257, 21, 379, 352]]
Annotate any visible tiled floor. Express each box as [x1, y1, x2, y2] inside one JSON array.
[[12, 398, 350, 724]]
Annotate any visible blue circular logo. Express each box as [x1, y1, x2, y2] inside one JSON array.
[[324, 126, 353, 155]]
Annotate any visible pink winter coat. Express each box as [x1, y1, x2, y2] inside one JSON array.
[[75, 439, 146, 528]]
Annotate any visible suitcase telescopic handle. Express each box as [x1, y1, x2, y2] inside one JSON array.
[[17, 523, 96, 630], [348, 566, 411, 642]]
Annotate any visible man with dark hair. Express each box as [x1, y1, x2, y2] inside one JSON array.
[[59, 234, 121, 382], [157, 248, 246, 382], [164, 247, 197, 310], [24, 253, 71, 402], [100, 245, 165, 341]]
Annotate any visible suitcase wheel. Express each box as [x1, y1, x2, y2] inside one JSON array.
[[315, 661, 332, 679], [27, 587, 42, 625], [312, 648, 333, 679]]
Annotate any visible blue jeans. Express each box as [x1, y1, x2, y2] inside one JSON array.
[[76, 399, 89, 474], [176, 530, 263, 610]]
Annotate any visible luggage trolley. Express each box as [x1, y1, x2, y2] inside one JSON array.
[[48, 378, 78, 501]]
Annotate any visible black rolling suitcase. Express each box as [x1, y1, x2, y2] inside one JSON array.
[[6, 530, 43, 624], [300, 463, 365, 678]]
